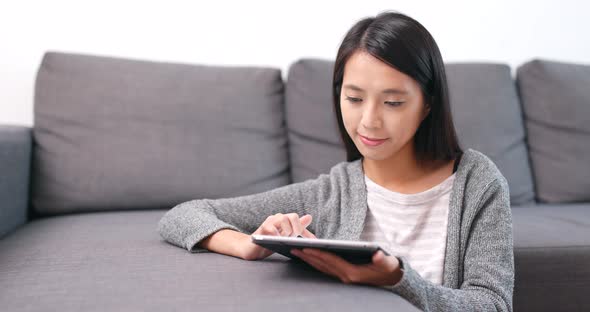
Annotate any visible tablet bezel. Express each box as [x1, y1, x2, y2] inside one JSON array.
[[251, 234, 390, 264]]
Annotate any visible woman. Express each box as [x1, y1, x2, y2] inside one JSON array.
[[158, 11, 514, 312]]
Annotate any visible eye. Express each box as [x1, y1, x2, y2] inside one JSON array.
[[345, 96, 362, 103], [385, 101, 404, 107]]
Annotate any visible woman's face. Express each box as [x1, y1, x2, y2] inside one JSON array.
[[340, 50, 430, 161]]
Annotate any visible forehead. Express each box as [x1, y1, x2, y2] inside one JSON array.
[[342, 50, 416, 92]]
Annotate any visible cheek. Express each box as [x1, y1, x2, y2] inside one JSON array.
[[340, 103, 358, 133], [396, 106, 426, 139], [410, 106, 427, 129], [383, 112, 417, 141]]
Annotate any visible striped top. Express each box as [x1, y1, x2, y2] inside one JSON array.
[[360, 172, 456, 285]]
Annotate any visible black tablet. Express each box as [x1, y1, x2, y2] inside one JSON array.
[[251, 234, 390, 264]]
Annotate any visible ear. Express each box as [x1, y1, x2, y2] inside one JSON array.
[[422, 104, 431, 120]]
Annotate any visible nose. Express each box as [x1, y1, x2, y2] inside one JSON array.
[[360, 101, 383, 130]]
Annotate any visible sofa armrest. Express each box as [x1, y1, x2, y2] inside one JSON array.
[[0, 125, 32, 239]]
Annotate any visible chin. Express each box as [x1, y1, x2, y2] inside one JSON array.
[[361, 153, 392, 161], [355, 142, 399, 162], [355, 144, 391, 161]]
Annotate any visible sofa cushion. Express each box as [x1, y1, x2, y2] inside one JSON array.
[[0, 210, 419, 311], [285, 59, 535, 205], [445, 64, 536, 205], [285, 60, 346, 182], [32, 52, 290, 216], [512, 203, 590, 311], [516, 59, 590, 203]]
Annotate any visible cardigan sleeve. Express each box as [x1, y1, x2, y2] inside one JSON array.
[[157, 172, 334, 253], [388, 177, 514, 312]]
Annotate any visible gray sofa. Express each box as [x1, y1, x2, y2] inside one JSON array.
[[0, 51, 588, 311]]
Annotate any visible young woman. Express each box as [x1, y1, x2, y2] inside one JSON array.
[[158, 11, 514, 312]]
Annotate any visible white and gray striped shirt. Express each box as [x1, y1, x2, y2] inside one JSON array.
[[360, 172, 455, 285]]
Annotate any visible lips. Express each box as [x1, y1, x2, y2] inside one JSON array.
[[359, 134, 387, 141], [359, 133, 388, 147]]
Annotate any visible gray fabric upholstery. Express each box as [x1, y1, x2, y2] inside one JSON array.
[[0, 210, 419, 312], [285, 59, 536, 205], [0, 125, 31, 238], [512, 203, 590, 311], [516, 60, 590, 203], [285, 59, 346, 182], [32, 52, 290, 216]]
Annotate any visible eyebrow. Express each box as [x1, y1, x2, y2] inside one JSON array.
[[343, 84, 408, 95]]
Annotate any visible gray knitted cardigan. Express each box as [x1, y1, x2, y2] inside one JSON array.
[[157, 148, 514, 311]]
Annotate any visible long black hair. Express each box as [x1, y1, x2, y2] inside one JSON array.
[[333, 11, 463, 163]]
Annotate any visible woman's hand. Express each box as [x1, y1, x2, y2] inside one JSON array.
[[240, 213, 317, 261], [290, 248, 403, 287]]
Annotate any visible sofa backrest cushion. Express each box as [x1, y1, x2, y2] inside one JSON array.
[[32, 52, 289, 216], [445, 63, 536, 206], [285, 60, 347, 181], [516, 59, 590, 203], [285, 59, 536, 206]]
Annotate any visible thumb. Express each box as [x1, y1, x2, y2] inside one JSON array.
[[299, 214, 313, 227], [372, 250, 397, 271]]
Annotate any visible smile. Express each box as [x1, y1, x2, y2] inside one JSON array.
[[359, 134, 388, 146]]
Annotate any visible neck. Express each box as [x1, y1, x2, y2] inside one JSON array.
[[361, 141, 430, 187]]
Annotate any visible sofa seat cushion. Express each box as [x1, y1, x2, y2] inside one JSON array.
[[0, 210, 418, 311], [512, 203, 590, 311]]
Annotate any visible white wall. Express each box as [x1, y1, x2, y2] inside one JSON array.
[[1, 0, 589, 127]]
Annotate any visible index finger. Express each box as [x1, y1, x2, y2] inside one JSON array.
[[285, 213, 303, 237], [300, 229, 317, 239]]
